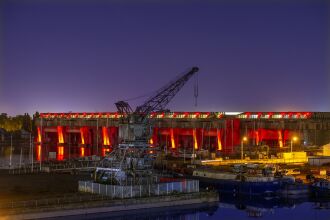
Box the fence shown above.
[78,180,199,199]
[2,159,99,174]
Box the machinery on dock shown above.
[94,67,199,185]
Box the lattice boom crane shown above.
[115,67,199,146]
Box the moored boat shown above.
[192,168,292,196]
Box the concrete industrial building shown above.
[34,112,330,161]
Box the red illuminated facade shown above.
[34,111,327,161]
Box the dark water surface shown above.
[46,193,330,220]
[202,194,330,220]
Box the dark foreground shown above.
[1,171,330,220]
[0,170,91,203]
[4,192,218,219]
[0,171,218,219]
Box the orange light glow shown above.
[36,145,41,161]
[102,127,110,146]
[278,130,283,148]
[80,128,85,145]
[193,129,198,150]
[170,128,175,149]
[149,138,154,145]
[102,148,110,156]
[57,126,64,144]
[57,146,64,160]
[80,147,85,157]
[255,131,259,146]
[217,129,222,151]
[37,127,42,143]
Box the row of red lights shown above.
[38,112,312,119]
[39,112,218,119]
[243,112,312,119]
[149,112,215,118]
[39,112,121,119]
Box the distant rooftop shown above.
[35,111,330,120]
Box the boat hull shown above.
[196,176,283,195]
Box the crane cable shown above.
[122,92,153,102]
[122,68,192,102]
[194,72,199,107]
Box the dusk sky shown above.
[0,0,329,116]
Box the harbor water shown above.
[45,193,330,220]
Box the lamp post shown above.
[30,133,34,172]
[9,132,12,168]
[290,136,297,153]
[241,136,247,160]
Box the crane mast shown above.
[95,67,199,185]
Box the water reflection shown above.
[0,180,326,220]
[218,192,307,217]
[46,202,219,220]
[46,192,330,220]
[212,191,330,219]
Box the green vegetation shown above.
[0,113,32,132]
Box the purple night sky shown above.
[0,0,329,115]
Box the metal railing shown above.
[78,180,200,199]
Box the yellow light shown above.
[81,147,85,157]
[37,127,42,143]
[217,129,222,151]
[243,136,247,142]
[170,128,175,149]
[37,145,41,161]
[193,128,198,150]
[57,126,64,144]
[102,127,110,146]
[57,146,64,160]
[293,136,298,142]
[278,130,283,148]
[80,128,85,145]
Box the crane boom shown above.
[115,101,133,115]
[135,67,199,119]
[115,66,199,145]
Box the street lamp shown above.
[9,132,12,168]
[290,136,298,153]
[241,136,247,160]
